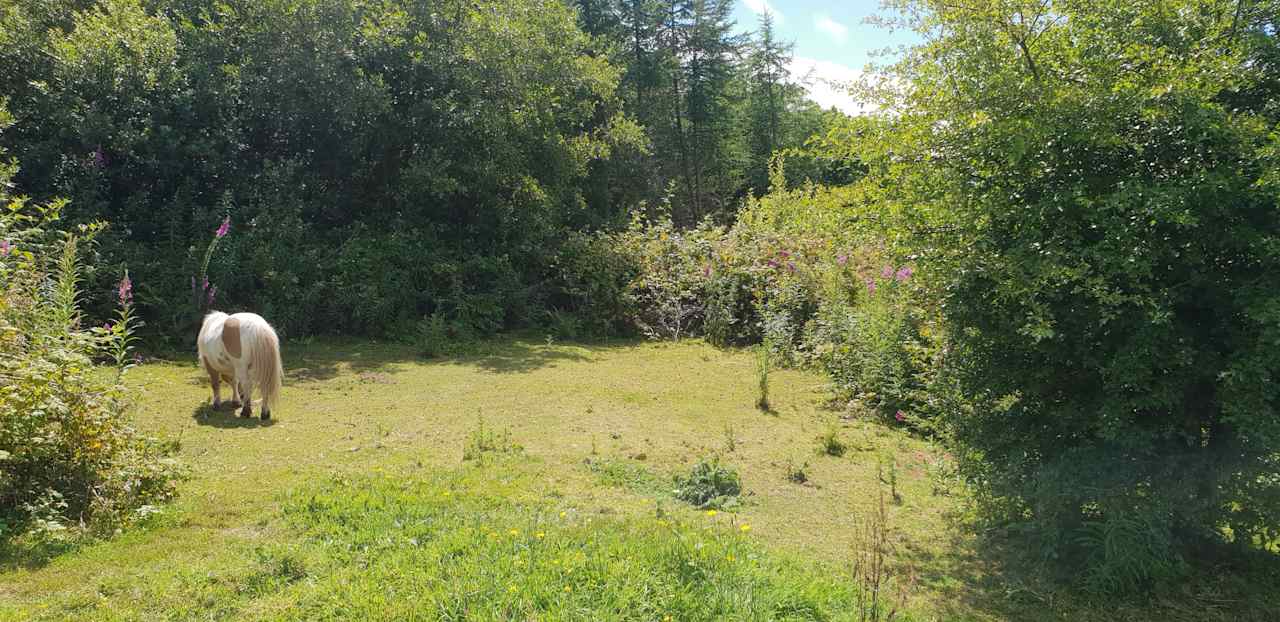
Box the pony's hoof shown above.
[240,408,252,418]
[261,411,271,421]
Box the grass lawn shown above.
[0,336,1275,620]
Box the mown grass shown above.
[1,336,1276,621]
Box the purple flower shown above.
[786,261,796,273]
[865,278,877,295]
[103,321,114,331]
[0,240,10,256]
[881,265,894,279]
[215,216,230,239]
[836,254,848,266]
[92,146,107,168]
[703,264,712,278]
[117,274,132,303]
[895,410,906,422]
[895,266,913,282]
[767,259,779,268]
[778,250,790,259]
[206,284,217,306]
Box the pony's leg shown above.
[239,375,254,418]
[202,356,221,409]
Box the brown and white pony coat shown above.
[197,312,283,419]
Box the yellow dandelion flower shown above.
[740,524,751,532]
[705,510,718,517]
[508,585,518,593]
[509,529,520,536]
[726,554,735,562]
[564,585,572,593]
[559,511,567,519]
[536,531,545,539]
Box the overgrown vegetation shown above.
[0,141,183,544]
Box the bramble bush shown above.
[0,173,183,544]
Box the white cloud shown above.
[787,57,873,116]
[742,0,783,23]
[814,14,848,43]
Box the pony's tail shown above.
[251,322,283,413]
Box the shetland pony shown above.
[197,312,283,420]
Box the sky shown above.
[730,0,920,114]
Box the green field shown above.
[1,338,1274,621]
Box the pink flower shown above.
[865,278,877,295]
[0,240,9,256]
[703,265,712,278]
[894,410,906,422]
[767,259,779,268]
[895,266,913,282]
[881,265,894,279]
[117,274,132,303]
[206,285,217,306]
[786,261,796,273]
[215,216,230,239]
[778,250,790,258]
[836,254,848,266]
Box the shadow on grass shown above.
[898,523,1280,622]
[0,539,75,573]
[191,403,276,428]
[446,338,596,374]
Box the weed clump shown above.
[817,426,847,457]
[673,457,741,510]
[462,416,523,462]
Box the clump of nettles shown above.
[0,201,184,545]
[673,457,742,510]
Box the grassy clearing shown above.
[0,336,1276,621]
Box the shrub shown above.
[0,197,183,543]
[672,457,742,510]
[868,0,1280,586]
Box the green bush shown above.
[0,194,183,543]
[866,0,1280,587]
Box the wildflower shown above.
[836,253,848,266]
[786,261,796,273]
[895,266,913,282]
[92,146,107,168]
[536,531,545,539]
[559,511,567,519]
[865,278,877,295]
[778,250,790,258]
[215,215,231,238]
[705,509,718,517]
[740,524,751,532]
[881,265,894,278]
[0,239,10,256]
[895,410,907,423]
[206,285,217,307]
[508,585,518,593]
[766,259,779,268]
[509,529,520,537]
[703,264,712,277]
[117,274,133,303]
[726,554,735,561]
[563,586,572,593]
